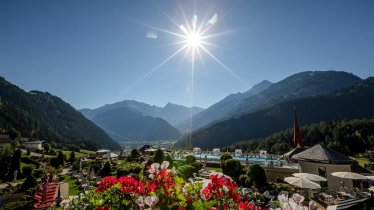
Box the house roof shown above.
[292,144,356,164]
[23,140,44,144]
[0,135,12,144]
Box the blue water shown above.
[193,153,283,166]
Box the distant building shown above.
[0,135,12,150]
[23,140,44,150]
[193,148,201,154]
[292,144,368,191]
[235,149,242,156]
[213,148,220,155]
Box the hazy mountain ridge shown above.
[80,100,204,126]
[0,76,119,150]
[176,80,274,132]
[175,75,373,149]
[91,106,182,141]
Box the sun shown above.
[186,32,202,48]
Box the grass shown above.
[350,155,374,172]
[63,174,82,196]
[58,150,92,158]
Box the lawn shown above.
[207,166,222,173]
[62,174,81,196]
[59,150,92,158]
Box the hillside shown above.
[229,71,362,116]
[80,100,203,126]
[175,77,374,149]
[226,119,374,156]
[0,77,120,150]
[91,106,182,141]
[176,80,273,132]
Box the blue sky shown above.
[1,0,373,109]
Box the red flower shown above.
[96,176,118,193]
[97,205,110,210]
[118,176,138,194]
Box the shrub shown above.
[185,155,196,164]
[153,149,165,164]
[33,169,44,178]
[190,162,204,171]
[176,165,197,179]
[21,175,37,191]
[222,159,243,180]
[22,165,34,177]
[165,155,173,165]
[100,162,112,177]
[239,174,248,186]
[21,156,40,167]
[130,149,140,161]
[220,153,232,164]
[1,201,33,210]
[247,164,267,189]
[116,163,142,178]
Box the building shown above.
[235,149,242,156]
[213,148,220,155]
[0,135,12,150]
[23,140,44,150]
[292,144,366,191]
[193,147,201,154]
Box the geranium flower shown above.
[160,161,169,170]
[136,196,145,209]
[149,163,160,174]
[145,195,159,207]
[96,176,118,193]
[97,205,110,210]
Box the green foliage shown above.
[69,151,76,164]
[0,144,13,180]
[165,155,173,165]
[21,174,37,191]
[231,118,374,155]
[22,165,34,177]
[0,76,119,150]
[247,164,267,189]
[21,156,40,167]
[153,149,165,164]
[8,149,21,181]
[176,165,197,179]
[100,162,112,177]
[1,200,33,210]
[185,155,196,164]
[239,174,248,186]
[221,159,243,180]
[220,153,232,164]
[116,162,142,178]
[130,149,140,161]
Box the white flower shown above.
[222,185,229,193]
[136,196,145,208]
[149,163,160,174]
[149,173,155,179]
[145,195,159,207]
[170,167,176,175]
[278,194,288,203]
[292,193,305,205]
[161,161,169,170]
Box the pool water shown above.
[193,153,283,166]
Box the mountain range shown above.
[80,100,204,141]
[0,76,119,150]
[175,76,374,149]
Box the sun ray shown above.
[199,45,249,88]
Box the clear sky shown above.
[1,0,373,109]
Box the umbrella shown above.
[365,176,374,180]
[368,186,374,192]
[331,172,367,180]
[293,173,327,182]
[284,177,321,189]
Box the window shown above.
[318,166,328,188]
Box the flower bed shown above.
[59,161,315,210]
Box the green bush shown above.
[130,149,140,161]
[153,149,165,164]
[21,156,40,167]
[22,165,34,177]
[1,201,33,210]
[100,162,112,177]
[190,162,204,171]
[116,163,142,178]
[21,175,37,191]
[33,169,44,178]
[222,159,243,180]
[220,153,232,164]
[239,174,248,186]
[176,165,197,179]
[185,155,196,164]
[247,164,267,189]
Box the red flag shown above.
[294,109,303,148]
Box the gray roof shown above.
[0,135,12,144]
[292,144,356,164]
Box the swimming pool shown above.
[192,153,283,166]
